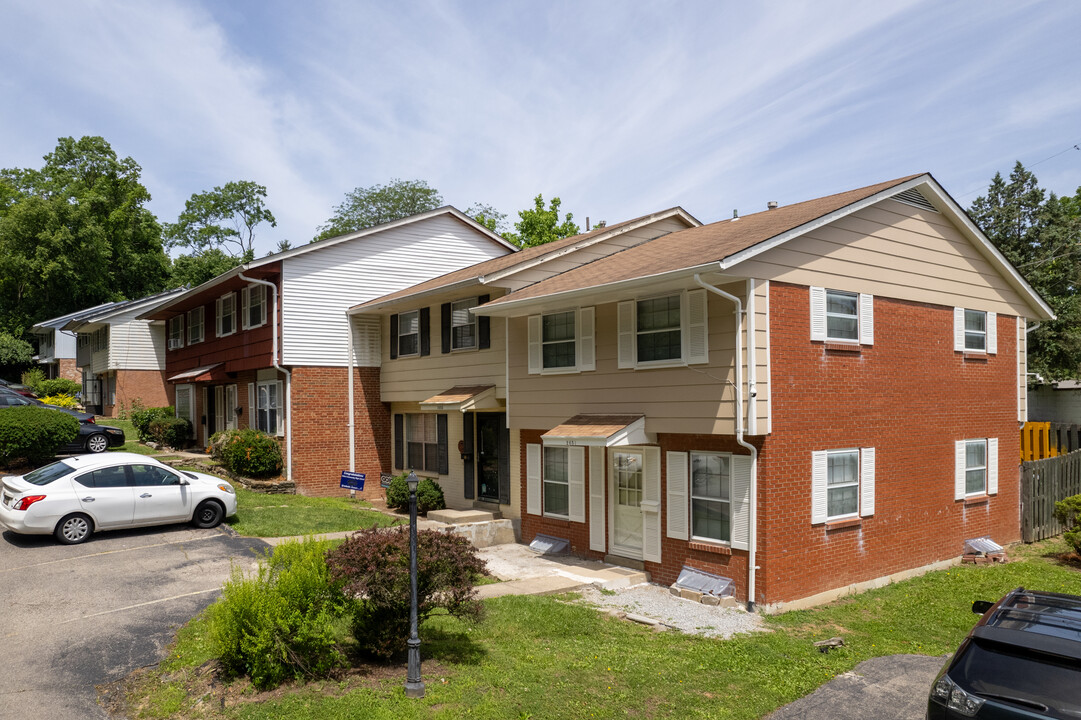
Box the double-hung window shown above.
[637,295,682,363]
[954,308,996,354]
[406,414,439,472]
[617,289,707,369]
[543,446,570,518]
[187,307,204,344]
[398,310,419,357]
[965,310,986,350]
[826,450,859,519]
[217,293,236,337]
[810,287,873,345]
[964,440,986,494]
[168,316,184,350]
[542,311,575,369]
[450,298,478,350]
[825,291,858,341]
[528,307,595,373]
[811,447,875,524]
[955,438,997,498]
[690,452,730,542]
[243,285,267,330]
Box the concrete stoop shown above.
[476,544,651,599]
[443,518,518,548]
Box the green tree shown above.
[164,180,276,258]
[465,202,508,234]
[313,179,443,242]
[504,194,580,248]
[169,249,246,289]
[0,136,169,336]
[0,331,33,378]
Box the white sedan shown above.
[0,452,238,544]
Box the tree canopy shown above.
[504,194,580,248]
[168,248,246,290]
[164,180,276,258]
[0,136,169,336]
[314,179,443,242]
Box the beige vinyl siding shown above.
[282,215,510,367]
[509,286,749,435]
[752,279,770,434]
[735,199,1031,316]
[107,320,165,370]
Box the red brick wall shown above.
[58,358,80,384]
[289,366,390,498]
[757,282,1020,605]
[106,370,172,417]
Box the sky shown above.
[2,0,1080,256]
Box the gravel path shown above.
[572,583,766,638]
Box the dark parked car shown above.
[928,587,1081,719]
[0,378,35,397]
[0,389,124,453]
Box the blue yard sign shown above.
[340,471,365,491]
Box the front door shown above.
[476,413,502,502]
[610,450,644,558]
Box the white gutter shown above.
[694,273,759,612]
[1026,322,1041,334]
[239,273,292,483]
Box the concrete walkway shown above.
[475,543,650,598]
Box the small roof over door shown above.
[541,414,652,447]
[419,385,499,413]
[168,363,224,383]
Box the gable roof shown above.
[478,174,1053,320]
[348,207,700,313]
[31,302,116,332]
[61,288,188,331]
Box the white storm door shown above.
[214,386,225,434]
[224,385,238,431]
[609,449,644,559]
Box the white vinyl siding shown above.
[810,287,873,344]
[955,438,997,498]
[811,448,875,524]
[106,320,166,371]
[527,307,596,374]
[187,307,204,344]
[616,289,708,369]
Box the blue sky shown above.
[2,0,1079,255]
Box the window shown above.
[256,380,280,435]
[130,464,182,486]
[811,448,874,524]
[450,298,478,350]
[406,414,439,472]
[217,293,236,337]
[543,446,569,517]
[637,294,682,363]
[243,285,267,330]
[955,438,998,499]
[810,287,873,345]
[964,439,986,495]
[74,466,129,488]
[91,327,109,353]
[175,385,193,425]
[187,307,204,344]
[398,310,419,357]
[964,310,986,351]
[826,290,859,341]
[528,307,595,374]
[690,452,730,542]
[542,311,576,369]
[826,450,859,519]
[954,307,996,354]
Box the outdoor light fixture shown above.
[404,470,425,698]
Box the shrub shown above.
[117,397,145,421]
[326,526,487,659]
[385,473,447,514]
[0,406,80,465]
[20,367,45,394]
[215,428,283,478]
[1055,494,1081,554]
[147,416,192,449]
[36,378,81,398]
[39,393,79,409]
[207,538,349,689]
[131,405,175,442]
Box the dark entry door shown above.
[476,413,502,501]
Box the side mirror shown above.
[179,477,190,486]
[972,600,993,614]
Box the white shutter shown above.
[642,447,662,563]
[860,447,875,517]
[685,289,708,364]
[275,380,284,437]
[589,447,605,551]
[954,308,965,352]
[730,455,752,550]
[526,443,541,515]
[987,311,997,354]
[527,316,542,374]
[578,307,595,372]
[955,440,967,500]
[617,301,635,369]
[859,293,874,346]
[810,287,826,341]
[666,452,689,540]
[568,446,585,522]
[988,437,998,495]
[247,383,255,429]
[241,287,250,330]
[216,298,224,337]
[811,450,828,524]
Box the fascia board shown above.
[347,277,484,315]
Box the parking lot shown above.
[0,524,268,719]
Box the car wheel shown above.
[192,500,224,529]
[55,513,93,545]
[85,433,109,453]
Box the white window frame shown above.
[217,292,237,338]
[635,293,683,365]
[528,307,595,375]
[404,413,439,473]
[954,307,996,354]
[811,447,875,524]
[617,289,707,370]
[255,379,283,437]
[242,284,267,330]
[186,307,204,345]
[825,290,859,342]
[961,439,988,496]
[397,310,420,358]
[450,297,479,351]
[965,309,986,351]
[810,287,873,345]
[825,449,860,521]
[542,445,570,519]
[168,316,184,350]
[689,451,732,543]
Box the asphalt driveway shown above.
[0,524,268,720]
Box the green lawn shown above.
[97,417,159,455]
[123,538,1081,720]
[226,486,401,537]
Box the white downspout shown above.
[745,278,757,436]
[694,273,759,612]
[239,272,292,483]
[347,313,356,474]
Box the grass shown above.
[226,486,401,537]
[122,538,1081,720]
[98,417,159,455]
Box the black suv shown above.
[928,587,1081,719]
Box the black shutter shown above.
[478,294,491,349]
[441,302,451,354]
[389,314,399,360]
[394,413,404,469]
[420,307,431,356]
[498,413,510,505]
[437,413,449,475]
[463,412,474,499]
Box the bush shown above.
[130,405,175,442]
[207,538,349,689]
[215,428,283,478]
[36,379,81,398]
[326,526,487,659]
[20,367,45,394]
[1055,494,1081,554]
[0,406,80,465]
[385,473,447,514]
[39,393,79,409]
[147,416,192,448]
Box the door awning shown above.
[168,363,224,383]
[541,414,652,447]
[419,385,499,412]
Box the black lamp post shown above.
[404,470,425,699]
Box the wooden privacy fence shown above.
[1021,449,1081,542]
[1020,421,1081,461]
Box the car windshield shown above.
[23,461,77,486]
[952,639,1081,718]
